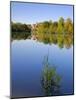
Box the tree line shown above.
[11,22,31,39]
[32,17,73,37]
[32,17,73,48]
[11,17,73,48]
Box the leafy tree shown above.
[64,18,73,35]
[49,21,58,34]
[11,22,31,39]
[11,17,73,46]
[57,17,64,34]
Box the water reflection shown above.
[12,33,73,49]
[11,39,73,97]
[41,54,61,96]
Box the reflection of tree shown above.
[12,32,31,40]
[41,55,61,96]
[11,22,31,40]
[11,17,73,49]
[64,35,73,49]
[32,17,73,49]
[57,34,64,48]
[38,34,73,49]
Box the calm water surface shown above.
[11,39,73,98]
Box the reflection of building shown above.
[31,22,43,40]
[31,35,37,40]
[30,24,37,40]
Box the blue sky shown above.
[11,2,73,24]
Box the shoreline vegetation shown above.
[11,17,73,48]
[41,55,61,95]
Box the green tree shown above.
[57,17,64,34]
[64,18,73,35]
[49,21,58,34]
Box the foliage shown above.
[41,55,61,96]
[11,17,73,48]
[33,17,73,36]
[11,22,31,39]
[32,17,73,48]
